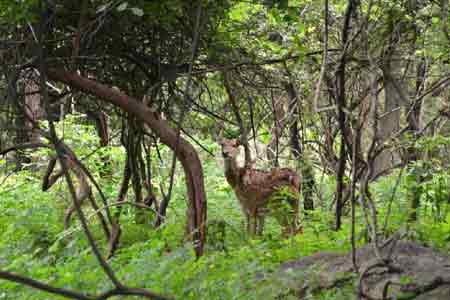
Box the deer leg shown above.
[249,211,257,236]
[245,210,258,236]
[257,214,264,236]
[245,212,250,234]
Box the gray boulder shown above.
[277,241,450,299]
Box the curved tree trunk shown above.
[47,68,207,257]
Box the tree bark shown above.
[24,77,43,145]
[285,82,315,211]
[13,77,43,170]
[267,93,284,167]
[407,59,425,222]
[47,68,207,257]
[334,0,357,230]
[374,63,402,174]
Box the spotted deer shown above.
[219,138,301,236]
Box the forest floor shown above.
[1,141,450,299]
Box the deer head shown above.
[216,138,243,189]
[220,138,240,159]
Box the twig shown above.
[0,270,171,300]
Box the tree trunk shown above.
[267,93,284,167]
[285,82,315,211]
[374,63,402,174]
[14,77,43,170]
[406,0,424,222]
[24,77,42,145]
[407,58,425,222]
[374,10,404,175]
[47,68,207,257]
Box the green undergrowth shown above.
[0,130,449,299]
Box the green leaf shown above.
[297,22,306,38]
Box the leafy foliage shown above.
[1,0,450,299]
[1,117,449,299]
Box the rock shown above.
[278,241,450,299]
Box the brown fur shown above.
[220,138,301,236]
